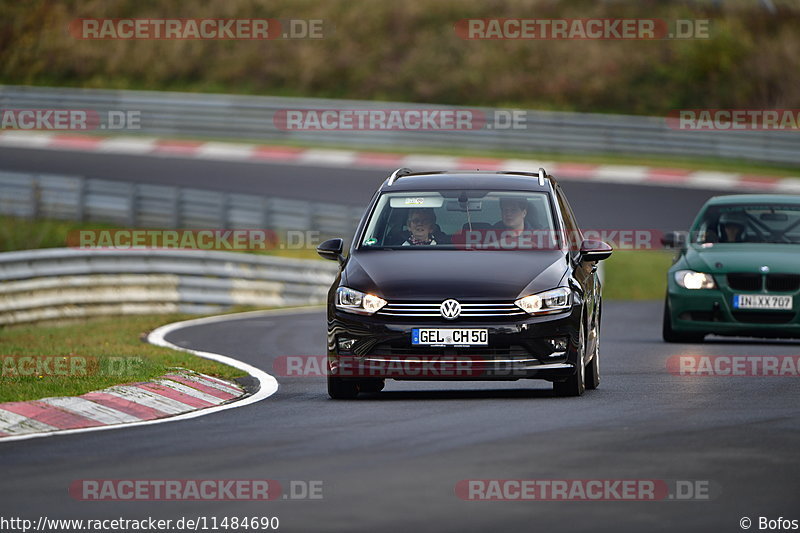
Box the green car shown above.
[662,194,800,343]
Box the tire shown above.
[357,379,385,394]
[554,322,586,397]
[584,321,600,390]
[662,296,705,343]
[328,376,359,399]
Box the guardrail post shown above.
[127,182,136,226]
[76,176,86,222]
[31,175,41,220]
[171,190,180,228]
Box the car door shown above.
[555,186,599,348]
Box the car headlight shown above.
[335,287,387,315]
[674,270,716,290]
[515,287,572,315]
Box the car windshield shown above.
[359,190,559,250]
[693,204,800,245]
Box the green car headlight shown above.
[674,270,716,290]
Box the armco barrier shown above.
[0,248,339,325]
[1,85,798,164]
[0,170,363,234]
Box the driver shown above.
[718,212,748,243]
[402,208,446,246]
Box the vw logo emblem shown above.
[760,265,770,273]
[440,299,461,320]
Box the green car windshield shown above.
[693,204,800,245]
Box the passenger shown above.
[402,208,447,245]
[494,197,531,231]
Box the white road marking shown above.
[687,171,742,190]
[0,131,55,147]
[594,165,650,183]
[300,149,357,166]
[196,142,256,160]
[97,137,157,154]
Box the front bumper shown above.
[667,276,800,338]
[327,304,583,381]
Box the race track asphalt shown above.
[1,148,797,532]
[1,302,798,532]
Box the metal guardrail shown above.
[0,170,364,235]
[0,169,353,325]
[0,248,338,325]
[2,85,798,165]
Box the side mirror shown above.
[580,239,612,262]
[661,231,687,249]
[317,238,344,263]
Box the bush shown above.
[2,0,799,115]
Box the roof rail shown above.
[386,167,413,186]
[538,168,546,186]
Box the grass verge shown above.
[0,216,320,259]
[0,313,249,403]
[603,250,675,301]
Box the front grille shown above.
[376,301,526,319]
[766,274,800,293]
[727,273,800,293]
[732,311,796,324]
[727,274,762,291]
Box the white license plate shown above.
[733,294,793,310]
[412,328,488,346]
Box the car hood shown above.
[344,249,568,300]
[684,243,800,274]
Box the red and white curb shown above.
[0,308,325,443]
[0,369,244,438]
[2,131,799,194]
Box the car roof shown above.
[380,170,556,192]
[705,194,800,206]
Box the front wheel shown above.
[357,379,385,394]
[328,376,359,399]
[554,323,586,397]
[584,322,600,390]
